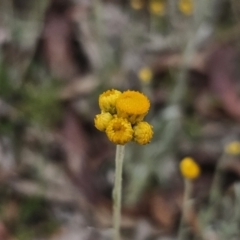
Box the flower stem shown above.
[113,145,125,240]
[178,179,193,240]
[204,155,224,225]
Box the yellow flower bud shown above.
[116,90,150,124]
[99,89,122,114]
[94,112,113,131]
[225,141,240,155]
[133,121,153,145]
[180,157,200,180]
[138,67,153,83]
[149,0,165,16]
[106,117,133,145]
[131,0,144,10]
[178,0,193,15]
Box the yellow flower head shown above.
[106,117,133,145]
[131,0,144,10]
[225,141,240,155]
[99,89,122,114]
[116,90,150,124]
[94,112,113,132]
[133,121,153,145]
[178,0,193,15]
[138,67,153,83]
[180,157,200,180]
[149,0,165,16]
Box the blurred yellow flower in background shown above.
[106,117,133,145]
[178,0,193,15]
[131,0,144,10]
[180,157,200,180]
[149,0,165,16]
[133,121,153,145]
[225,141,240,155]
[116,90,150,124]
[138,67,153,83]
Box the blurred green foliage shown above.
[0,186,58,240]
[19,81,62,128]
[0,62,15,101]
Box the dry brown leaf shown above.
[148,190,182,230]
[207,46,240,120]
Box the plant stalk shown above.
[113,144,125,240]
[178,179,193,240]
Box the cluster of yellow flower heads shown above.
[94,89,153,145]
[179,157,200,180]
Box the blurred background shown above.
[1,0,240,239]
